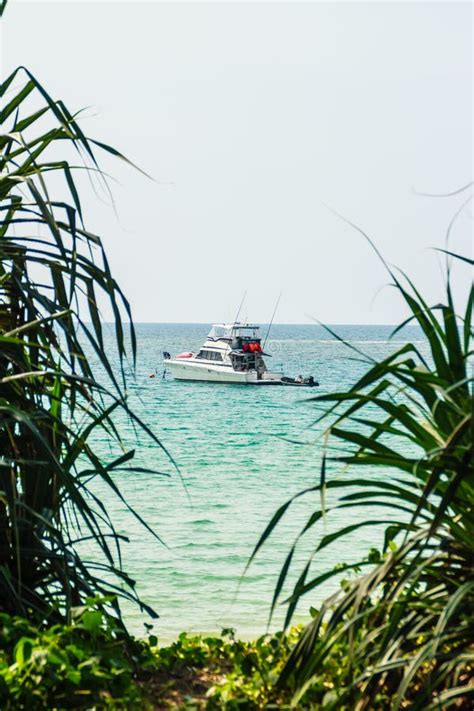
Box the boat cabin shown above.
[201,323,267,375]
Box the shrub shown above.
[0,600,155,709]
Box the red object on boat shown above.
[176,352,194,359]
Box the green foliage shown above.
[146,627,296,709]
[0,601,154,709]
[0,68,168,621]
[205,630,340,710]
[252,234,473,708]
[155,629,294,708]
[147,621,404,709]
[2,611,469,710]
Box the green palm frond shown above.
[1,68,170,624]
[253,236,473,707]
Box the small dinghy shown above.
[280,376,319,387]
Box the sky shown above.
[2,1,472,324]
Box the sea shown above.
[86,323,423,641]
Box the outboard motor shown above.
[163,351,171,360]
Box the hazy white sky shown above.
[2,1,472,323]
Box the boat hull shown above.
[166,360,282,384]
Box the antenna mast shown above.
[233,290,247,324]
[263,292,282,349]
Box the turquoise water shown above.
[87,324,422,640]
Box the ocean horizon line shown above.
[97,321,417,328]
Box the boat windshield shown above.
[207,324,260,340]
[233,326,259,339]
[207,325,231,340]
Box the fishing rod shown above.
[263,291,282,349]
[233,289,247,324]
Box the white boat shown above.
[164,323,317,386]
[165,323,281,384]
